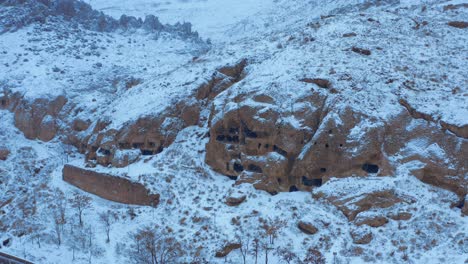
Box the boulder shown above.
[225,195,246,207]
[298,221,319,235]
[448,21,468,29]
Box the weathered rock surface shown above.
[205,91,467,205]
[13,95,67,141]
[62,165,159,206]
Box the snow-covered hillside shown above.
[0,0,467,263]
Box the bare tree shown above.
[99,210,118,243]
[263,239,273,264]
[235,232,250,264]
[69,190,92,226]
[276,246,298,264]
[50,189,67,245]
[128,225,183,264]
[260,217,286,245]
[251,237,261,264]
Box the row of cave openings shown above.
[93,141,165,157]
[215,125,290,157]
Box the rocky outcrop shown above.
[196,59,247,101]
[62,165,159,206]
[205,90,466,204]
[13,95,67,141]
[0,0,203,41]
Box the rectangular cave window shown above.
[247,164,263,173]
[273,145,288,156]
[132,143,144,149]
[244,127,258,138]
[229,127,239,134]
[362,163,379,173]
[302,176,322,187]
[216,135,226,142]
[141,149,153,155]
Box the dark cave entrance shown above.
[289,185,299,192]
[362,163,379,173]
[302,176,322,187]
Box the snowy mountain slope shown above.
[0,0,467,263]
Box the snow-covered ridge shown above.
[0,0,204,42]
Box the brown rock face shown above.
[214,243,241,258]
[196,59,247,101]
[13,95,67,141]
[62,165,159,206]
[80,98,201,167]
[298,221,319,235]
[205,90,466,205]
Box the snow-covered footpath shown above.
[0,0,467,263]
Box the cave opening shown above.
[234,163,244,172]
[362,163,379,173]
[455,199,465,209]
[320,168,327,173]
[289,185,299,192]
[302,176,322,187]
[247,164,263,173]
[141,149,153,155]
[273,145,288,156]
[228,176,238,181]
[244,127,258,138]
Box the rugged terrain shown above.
[0,0,467,263]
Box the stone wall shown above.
[62,165,159,206]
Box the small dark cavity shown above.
[302,176,322,187]
[289,185,299,192]
[362,163,379,173]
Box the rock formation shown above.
[62,165,159,206]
